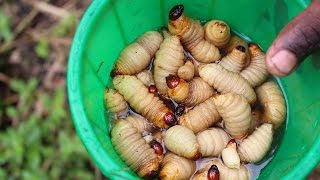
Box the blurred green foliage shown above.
[0,5,96,179]
[0,78,95,180]
[52,15,77,37]
[35,38,50,59]
[0,10,13,42]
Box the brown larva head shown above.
[110,69,120,78]
[164,112,177,126]
[207,165,220,180]
[175,104,185,117]
[227,139,237,148]
[227,139,236,145]
[192,150,202,161]
[148,85,158,94]
[248,43,264,58]
[144,170,158,180]
[236,45,246,53]
[149,140,164,155]
[166,74,180,89]
[169,4,184,20]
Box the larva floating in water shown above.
[164,125,201,160]
[204,20,231,48]
[166,75,214,107]
[104,88,128,116]
[111,120,159,178]
[214,93,252,139]
[113,75,175,128]
[192,159,250,180]
[112,31,163,75]
[168,5,221,63]
[153,30,185,95]
[219,45,247,73]
[178,97,221,133]
[221,139,241,169]
[196,128,230,157]
[240,43,269,87]
[223,35,250,67]
[125,114,154,133]
[177,60,195,81]
[238,123,273,163]
[159,152,196,180]
[256,81,286,128]
[199,63,256,104]
[136,70,155,87]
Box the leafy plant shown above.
[0,10,13,43]
[0,79,96,180]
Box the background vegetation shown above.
[0,0,318,179]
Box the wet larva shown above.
[223,35,250,67]
[104,88,128,116]
[136,70,155,86]
[111,120,159,178]
[177,60,195,81]
[193,159,250,180]
[219,45,247,73]
[153,33,185,95]
[167,75,214,107]
[204,20,231,48]
[240,43,269,87]
[159,152,196,180]
[178,97,221,133]
[196,128,230,157]
[168,5,221,63]
[256,81,286,128]
[238,123,273,163]
[113,31,163,75]
[221,139,240,169]
[199,63,256,104]
[125,114,154,133]
[214,93,252,139]
[113,75,175,128]
[164,125,201,160]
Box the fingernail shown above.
[270,50,298,76]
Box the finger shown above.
[266,0,320,76]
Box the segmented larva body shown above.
[111,120,159,178]
[219,45,247,73]
[196,128,230,157]
[136,70,155,86]
[114,31,163,75]
[125,115,154,133]
[164,125,201,160]
[159,152,196,180]
[256,81,286,128]
[193,159,250,180]
[104,88,128,116]
[179,97,221,133]
[240,43,269,87]
[113,75,174,128]
[204,20,231,48]
[153,35,185,95]
[221,140,240,169]
[238,123,273,163]
[167,76,214,107]
[199,63,256,104]
[168,5,220,63]
[177,60,195,81]
[223,35,250,67]
[214,93,252,139]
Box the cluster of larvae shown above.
[105,4,286,180]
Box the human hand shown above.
[266,0,320,76]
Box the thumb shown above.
[266,0,320,77]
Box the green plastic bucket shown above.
[67,0,320,179]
